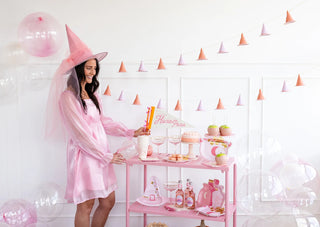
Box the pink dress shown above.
[59,90,134,204]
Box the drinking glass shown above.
[168,135,181,154]
[163,181,178,206]
[151,136,166,157]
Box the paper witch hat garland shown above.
[198,48,207,60]
[282,80,289,92]
[218,42,228,54]
[178,54,185,65]
[157,58,166,70]
[257,89,265,100]
[261,24,270,36]
[296,74,304,86]
[118,90,125,101]
[239,33,248,45]
[196,100,205,111]
[216,98,225,109]
[133,94,141,105]
[157,99,164,109]
[119,61,127,72]
[236,94,244,106]
[285,10,295,24]
[174,100,182,111]
[138,61,147,72]
[104,85,111,96]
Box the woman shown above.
[46,25,147,227]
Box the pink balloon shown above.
[18,12,64,57]
[0,199,37,226]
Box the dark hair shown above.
[74,58,101,114]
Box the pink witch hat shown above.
[157,99,164,109]
[45,25,108,141]
[138,61,147,72]
[261,24,270,36]
[196,100,205,111]
[282,80,289,92]
[178,54,185,65]
[218,42,228,53]
[236,94,244,106]
[64,25,108,73]
[118,90,125,101]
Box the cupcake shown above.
[215,153,228,165]
[219,125,232,136]
[207,125,219,136]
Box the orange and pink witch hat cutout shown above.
[296,74,304,86]
[103,85,111,96]
[178,54,185,65]
[196,100,205,111]
[282,80,289,92]
[216,98,225,110]
[157,58,166,70]
[119,61,127,72]
[138,61,147,72]
[218,42,228,54]
[239,33,248,46]
[157,99,164,109]
[174,100,182,111]
[118,90,125,101]
[257,89,265,100]
[260,24,270,36]
[236,94,244,106]
[285,10,295,24]
[133,94,141,105]
[198,48,207,60]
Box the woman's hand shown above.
[134,127,150,137]
[111,152,125,164]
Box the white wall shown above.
[1,0,320,226]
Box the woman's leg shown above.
[75,199,95,227]
[91,191,116,227]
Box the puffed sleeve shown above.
[96,93,135,138]
[59,91,113,166]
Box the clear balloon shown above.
[243,215,300,227]
[25,66,50,90]
[33,182,64,223]
[18,12,64,57]
[0,42,28,66]
[238,170,286,215]
[0,69,17,103]
[0,199,37,226]
[271,157,320,213]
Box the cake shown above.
[219,125,232,136]
[207,125,219,136]
[181,131,201,143]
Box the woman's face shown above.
[83,59,97,84]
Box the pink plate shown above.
[163,156,190,163]
[136,196,167,206]
[139,157,160,162]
